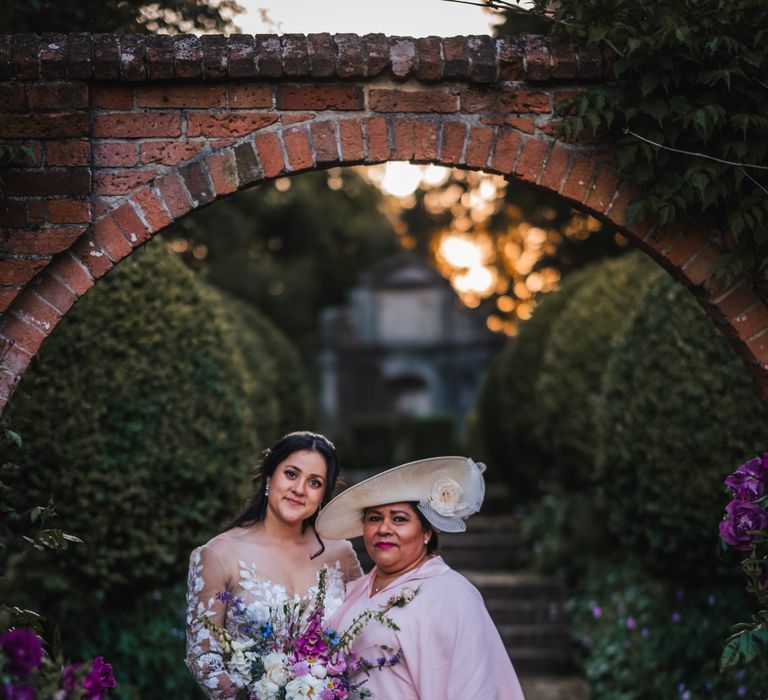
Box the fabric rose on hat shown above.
[427,477,465,516]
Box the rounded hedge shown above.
[6,240,284,594]
[533,251,659,487]
[595,272,768,578]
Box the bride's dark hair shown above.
[225,431,339,558]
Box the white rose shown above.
[309,663,328,679]
[253,674,280,700]
[427,476,464,516]
[263,652,290,687]
[284,674,324,700]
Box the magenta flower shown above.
[725,456,768,501]
[81,657,116,699]
[61,663,82,691]
[4,684,36,700]
[0,629,44,677]
[294,608,329,662]
[720,500,768,551]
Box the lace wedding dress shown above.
[185,538,358,699]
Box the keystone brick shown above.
[132,186,173,232]
[255,131,286,178]
[276,84,363,111]
[307,33,336,78]
[412,120,440,162]
[46,139,90,166]
[135,84,225,108]
[47,199,90,224]
[186,112,278,138]
[93,112,181,138]
[370,89,457,114]
[0,112,88,138]
[228,83,272,108]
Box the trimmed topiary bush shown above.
[595,274,768,579]
[534,251,658,486]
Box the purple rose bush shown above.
[0,628,115,700]
[718,453,768,671]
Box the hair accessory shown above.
[315,456,486,540]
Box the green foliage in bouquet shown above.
[475,262,594,495]
[570,561,768,699]
[596,273,768,579]
[534,251,657,487]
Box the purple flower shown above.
[590,603,602,619]
[61,664,82,691]
[671,611,682,623]
[292,661,310,677]
[626,617,637,630]
[4,684,36,700]
[719,500,768,551]
[81,657,116,699]
[0,630,44,677]
[725,456,768,501]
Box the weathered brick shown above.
[391,119,415,161]
[439,121,468,165]
[48,251,94,296]
[362,34,389,77]
[525,36,552,81]
[72,229,113,277]
[156,172,193,219]
[93,112,181,138]
[281,113,314,125]
[186,112,278,138]
[255,131,286,178]
[47,139,90,166]
[173,34,202,79]
[0,84,25,111]
[747,331,768,365]
[310,121,339,164]
[93,169,155,196]
[47,199,90,224]
[234,141,262,186]
[132,186,173,232]
[461,88,552,114]
[416,37,442,81]
[0,287,20,313]
[140,140,206,166]
[283,125,314,172]
[335,34,365,78]
[180,161,214,206]
[93,33,120,79]
[561,154,596,204]
[717,283,760,320]
[0,228,84,256]
[605,181,636,227]
[66,33,93,79]
[89,84,133,109]
[364,117,389,162]
[228,83,272,108]
[119,34,147,81]
[112,200,151,247]
[389,38,416,80]
[145,34,174,80]
[585,166,621,213]
[413,120,440,162]
[370,89,457,114]
[443,37,470,80]
[277,84,363,111]
[468,35,496,83]
[91,215,133,261]
[40,33,68,79]
[13,287,62,335]
[465,125,494,169]
[93,141,136,167]
[338,119,364,162]
[681,242,721,285]
[479,115,535,133]
[489,128,522,174]
[0,341,32,376]
[3,170,90,196]
[549,36,579,79]
[732,303,768,342]
[0,112,88,138]
[227,34,256,78]
[539,142,571,192]
[12,34,40,80]
[0,312,47,354]
[135,84,225,108]
[254,35,282,78]
[0,257,48,286]
[205,150,239,196]
[30,272,77,313]
[27,81,88,110]
[201,34,227,79]
[281,34,310,76]
[307,33,336,78]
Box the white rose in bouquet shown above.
[285,673,325,700]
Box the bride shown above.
[185,431,362,698]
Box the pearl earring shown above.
[265,481,270,496]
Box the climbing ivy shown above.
[491,0,768,281]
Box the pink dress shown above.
[330,556,526,700]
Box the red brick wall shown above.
[0,32,766,411]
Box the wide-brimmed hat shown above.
[315,456,486,540]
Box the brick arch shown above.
[1,32,767,413]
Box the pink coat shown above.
[330,556,526,700]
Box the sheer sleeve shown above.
[340,540,363,582]
[185,544,239,699]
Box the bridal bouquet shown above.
[198,569,418,700]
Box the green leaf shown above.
[720,637,741,671]
[738,630,760,663]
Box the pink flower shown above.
[81,657,116,699]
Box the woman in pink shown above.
[316,456,526,700]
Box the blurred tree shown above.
[165,169,400,355]
[0,0,243,34]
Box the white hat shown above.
[315,456,486,540]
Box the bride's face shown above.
[266,449,328,525]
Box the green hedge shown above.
[533,252,658,486]
[595,274,768,578]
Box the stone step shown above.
[519,675,590,700]
[485,598,567,625]
[464,571,567,600]
[497,623,573,649]
[506,648,578,675]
